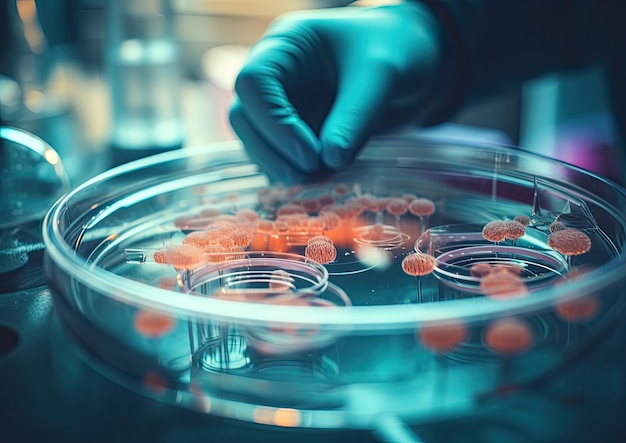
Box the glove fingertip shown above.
[320,135,357,171]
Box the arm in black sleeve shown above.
[418,0,626,109]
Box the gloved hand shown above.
[229,2,453,182]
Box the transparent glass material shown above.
[1,126,69,273]
[43,137,626,436]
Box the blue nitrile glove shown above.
[229,2,457,181]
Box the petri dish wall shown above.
[43,137,626,440]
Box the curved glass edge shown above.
[42,137,626,329]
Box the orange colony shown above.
[547,228,591,256]
[502,220,526,241]
[333,183,350,196]
[484,318,533,356]
[257,219,275,234]
[418,320,467,353]
[230,228,252,249]
[199,208,222,218]
[235,208,260,223]
[295,198,321,214]
[305,240,337,264]
[142,371,168,395]
[320,211,342,231]
[401,193,418,203]
[549,220,566,233]
[513,214,531,226]
[156,244,205,270]
[364,223,386,242]
[470,262,492,278]
[491,264,524,275]
[374,197,392,213]
[211,215,239,226]
[153,248,167,264]
[386,198,410,216]
[357,194,378,212]
[182,231,215,250]
[481,221,507,243]
[269,269,294,291]
[307,216,326,233]
[277,204,307,216]
[408,198,436,217]
[401,252,437,276]
[317,194,336,207]
[555,296,599,322]
[307,235,333,246]
[134,310,176,338]
[480,268,528,300]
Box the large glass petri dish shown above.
[43,136,626,439]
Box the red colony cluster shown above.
[482,219,526,243]
[547,228,592,256]
[401,252,437,276]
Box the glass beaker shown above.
[106,0,184,165]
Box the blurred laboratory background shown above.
[0,0,621,188]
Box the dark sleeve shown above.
[418,0,626,104]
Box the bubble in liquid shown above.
[408,198,436,217]
[134,310,176,338]
[305,241,337,264]
[386,198,409,216]
[482,221,507,243]
[418,320,467,353]
[401,252,437,276]
[484,318,533,356]
[514,215,531,226]
[502,220,526,240]
[549,220,566,233]
[480,268,528,300]
[470,262,492,278]
[548,228,591,256]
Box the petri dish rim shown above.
[42,138,626,329]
